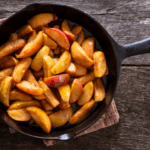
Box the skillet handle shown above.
[119,37,150,62]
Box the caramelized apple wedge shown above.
[54,14,59,20]
[49,107,73,128]
[82,37,95,59]
[28,13,54,28]
[0,56,19,69]
[53,25,60,29]
[54,47,61,54]
[77,30,85,45]
[10,89,32,101]
[72,25,83,40]
[16,31,43,58]
[69,99,95,125]
[38,81,60,108]
[65,62,76,75]
[18,25,33,37]
[7,108,32,121]
[94,51,107,77]
[51,51,71,74]
[94,78,105,102]
[0,76,13,107]
[33,94,46,100]
[61,20,75,41]
[8,100,41,110]
[26,106,51,134]
[45,28,70,50]
[8,33,18,42]
[71,41,93,68]
[16,80,43,95]
[73,63,87,77]
[70,79,83,104]
[44,74,70,87]
[33,70,44,79]
[77,81,94,106]
[0,67,14,80]
[48,48,54,58]
[27,30,36,43]
[31,45,49,71]
[41,99,53,111]
[13,57,32,82]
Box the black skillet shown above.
[0,3,150,141]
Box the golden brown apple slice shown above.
[31,45,49,71]
[45,28,70,50]
[7,108,32,121]
[77,30,85,45]
[51,51,71,74]
[70,79,83,104]
[38,81,60,108]
[61,20,75,41]
[13,57,32,82]
[43,55,55,78]
[78,71,95,86]
[8,100,41,110]
[48,49,54,58]
[8,33,18,42]
[53,47,61,54]
[71,41,93,68]
[18,25,33,37]
[69,99,95,125]
[27,30,36,43]
[54,14,59,20]
[43,33,57,50]
[53,25,60,29]
[73,63,87,77]
[94,78,105,102]
[0,39,26,59]
[77,81,94,106]
[16,80,43,95]
[33,94,46,100]
[72,25,83,40]
[57,84,70,102]
[44,74,70,87]
[94,51,107,77]
[46,110,54,115]
[26,106,51,134]
[0,67,14,80]
[33,70,44,79]
[28,13,54,29]
[10,89,32,101]
[41,99,53,111]
[40,25,49,32]
[0,76,13,106]
[24,70,38,86]
[16,31,43,58]
[82,37,95,59]
[49,107,73,128]
[0,56,19,69]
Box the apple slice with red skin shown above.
[45,28,70,50]
[44,74,70,88]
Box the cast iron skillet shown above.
[0,3,150,140]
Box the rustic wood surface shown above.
[0,0,150,149]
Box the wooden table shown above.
[0,0,150,149]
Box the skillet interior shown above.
[0,3,119,140]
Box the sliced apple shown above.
[73,63,87,77]
[94,78,105,102]
[65,62,76,75]
[72,25,83,40]
[31,45,49,71]
[33,69,44,79]
[8,33,18,42]
[71,41,93,68]
[53,25,60,29]
[28,13,54,29]
[0,67,14,80]
[53,47,61,54]
[77,30,85,45]
[44,74,70,88]
[69,99,95,125]
[16,80,43,95]
[43,55,55,78]
[54,14,59,20]
[0,76,13,106]
[45,28,70,50]
[61,20,75,41]
[82,37,95,59]
[18,25,33,37]
[10,89,32,101]
[78,71,95,86]
[26,106,51,134]
[7,108,32,121]
[38,81,60,108]
[27,30,36,43]
[0,56,19,69]
[48,48,54,58]
[13,57,32,82]
[41,99,53,111]
[94,51,107,77]
[51,51,71,74]
[33,94,46,100]
[0,39,26,59]
[46,110,54,115]
[70,79,83,104]
[77,81,94,106]
[16,31,43,58]
[49,107,73,128]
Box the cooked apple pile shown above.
[0,13,108,134]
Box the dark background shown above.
[1,0,150,149]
